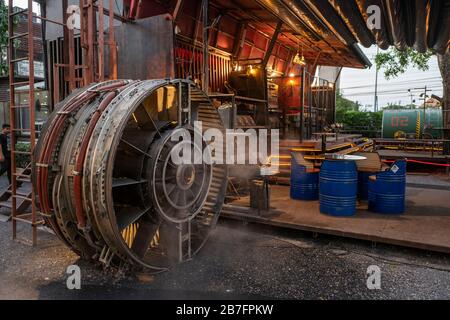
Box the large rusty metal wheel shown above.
[33,79,227,272]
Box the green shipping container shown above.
[382,109,443,139]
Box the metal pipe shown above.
[303,0,356,46]
[413,0,427,53]
[27,0,37,245]
[357,0,393,50]
[428,0,450,54]
[330,0,375,48]
[300,66,306,143]
[384,0,407,50]
[7,0,17,241]
[202,0,209,94]
[98,0,104,81]
[109,0,117,80]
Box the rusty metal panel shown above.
[115,15,175,80]
[174,39,231,93]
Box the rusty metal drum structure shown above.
[32,79,228,272]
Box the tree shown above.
[336,90,360,112]
[0,0,8,75]
[335,90,360,126]
[383,103,416,110]
[375,48,434,79]
[376,47,450,152]
[335,90,381,137]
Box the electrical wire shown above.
[341,77,442,90]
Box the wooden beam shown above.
[300,66,306,142]
[285,49,295,74]
[311,51,321,72]
[173,0,183,20]
[262,20,282,68]
[232,21,247,59]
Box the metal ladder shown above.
[7,0,43,246]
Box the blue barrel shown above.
[319,160,358,216]
[290,157,319,201]
[358,171,377,201]
[368,160,406,214]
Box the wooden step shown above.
[0,193,32,212]
[0,199,13,209]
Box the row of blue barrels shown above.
[290,155,406,216]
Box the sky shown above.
[12,0,40,14]
[340,46,443,111]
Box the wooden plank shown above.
[222,185,450,254]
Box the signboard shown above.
[16,60,45,79]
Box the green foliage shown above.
[336,90,361,126]
[336,90,360,112]
[335,91,382,137]
[0,0,8,75]
[15,141,31,168]
[375,47,433,80]
[337,110,382,131]
[383,103,416,110]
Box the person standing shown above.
[0,124,12,184]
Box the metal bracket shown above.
[57,110,73,115]
[35,163,49,168]
[39,211,54,219]
[99,245,115,267]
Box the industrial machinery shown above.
[32,79,228,272]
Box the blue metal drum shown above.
[358,171,377,201]
[290,157,319,201]
[319,160,358,216]
[368,160,407,214]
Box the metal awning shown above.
[126,0,449,69]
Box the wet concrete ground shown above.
[0,176,449,300]
[1,219,449,300]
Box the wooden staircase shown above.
[0,167,32,221]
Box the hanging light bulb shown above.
[293,42,306,66]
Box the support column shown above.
[202,0,209,94]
